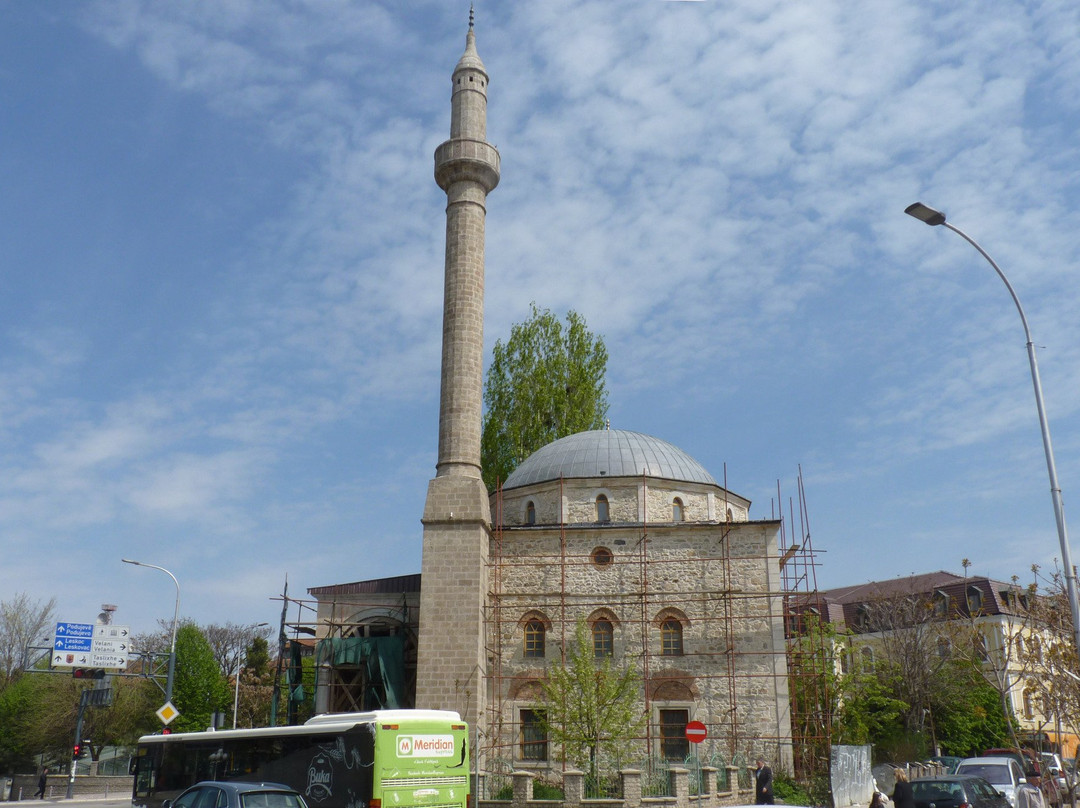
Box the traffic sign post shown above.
[52,623,131,670]
[684,720,707,794]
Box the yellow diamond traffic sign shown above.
[156,701,180,725]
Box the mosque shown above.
[303,17,802,778]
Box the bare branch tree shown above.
[0,593,57,683]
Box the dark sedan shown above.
[164,782,309,808]
[913,775,1011,808]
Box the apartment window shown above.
[661,618,683,656]
[526,501,536,525]
[933,591,949,618]
[967,586,984,614]
[659,709,689,761]
[672,498,684,522]
[596,494,610,522]
[1023,689,1035,719]
[524,619,546,658]
[520,709,548,761]
[593,618,614,658]
[937,637,950,660]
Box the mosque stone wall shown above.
[489,478,791,773]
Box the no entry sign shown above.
[685,720,708,743]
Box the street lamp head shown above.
[905,202,947,226]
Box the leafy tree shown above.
[172,623,230,732]
[481,304,609,491]
[539,619,645,779]
[930,660,1011,756]
[0,673,49,771]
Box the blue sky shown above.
[3,1,1080,637]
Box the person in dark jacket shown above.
[754,758,775,805]
[34,769,47,799]
[891,767,915,808]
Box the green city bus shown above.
[131,710,470,808]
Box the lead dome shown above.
[501,429,717,490]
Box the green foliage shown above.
[490,780,565,801]
[930,660,1011,756]
[172,622,231,732]
[245,636,271,679]
[481,304,608,491]
[773,771,815,806]
[835,666,908,747]
[0,674,47,771]
[539,619,645,777]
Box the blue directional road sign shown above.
[54,622,94,653]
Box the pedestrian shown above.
[754,757,775,805]
[891,768,915,808]
[34,768,47,799]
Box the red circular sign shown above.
[685,720,708,743]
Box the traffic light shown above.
[72,668,106,680]
[72,743,81,758]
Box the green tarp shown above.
[316,635,406,709]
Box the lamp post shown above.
[122,558,181,704]
[904,202,1080,657]
[233,622,269,728]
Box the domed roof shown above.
[502,429,717,490]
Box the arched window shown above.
[592,619,614,658]
[860,646,874,670]
[524,619,545,658]
[660,618,683,656]
[672,498,684,522]
[525,501,536,525]
[596,494,610,523]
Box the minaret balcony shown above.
[434,138,500,192]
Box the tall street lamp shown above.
[122,558,181,704]
[233,622,269,728]
[904,202,1080,656]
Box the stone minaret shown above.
[416,12,499,736]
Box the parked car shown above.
[164,782,309,808]
[1039,754,1067,793]
[984,748,1061,807]
[912,774,1011,808]
[955,757,1041,808]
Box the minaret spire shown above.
[416,14,500,739]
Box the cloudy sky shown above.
[4,0,1080,639]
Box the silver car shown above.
[955,757,1042,808]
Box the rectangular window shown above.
[520,709,547,761]
[659,709,689,761]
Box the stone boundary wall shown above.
[479,766,756,808]
[5,774,131,801]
